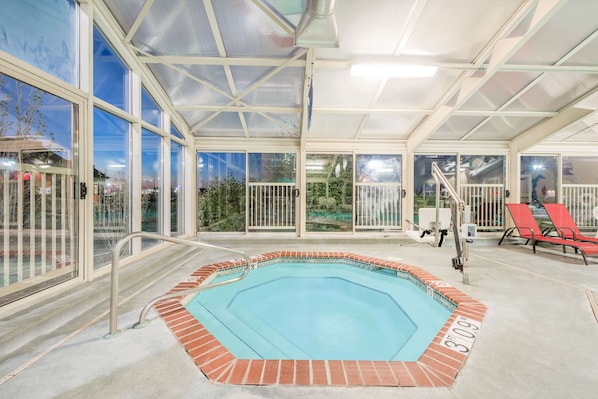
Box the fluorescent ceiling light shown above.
[350,64,438,78]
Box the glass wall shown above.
[306,154,353,232]
[93,108,130,267]
[197,152,246,232]
[0,73,78,304]
[355,154,402,231]
[248,153,296,231]
[170,141,184,236]
[561,156,598,229]
[93,26,130,112]
[141,129,162,247]
[459,155,505,230]
[0,0,78,86]
[413,155,456,224]
[520,155,558,206]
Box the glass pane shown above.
[141,129,161,247]
[171,141,184,236]
[355,155,402,231]
[249,153,296,182]
[563,156,598,185]
[306,154,353,232]
[459,155,506,230]
[0,0,78,85]
[93,26,130,112]
[0,73,78,303]
[142,87,162,128]
[248,153,296,232]
[171,123,183,139]
[413,155,456,224]
[520,155,558,206]
[197,152,246,232]
[93,108,130,268]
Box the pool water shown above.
[186,262,452,361]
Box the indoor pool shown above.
[158,251,486,387]
[185,260,452,361]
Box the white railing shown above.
[248,182,296,229]
[355,183,402,229]
[562,184,598,229]
[1,164,75,289]
[460,184,505,230]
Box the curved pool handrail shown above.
[107,232,252,337]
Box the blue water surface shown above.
[185,262,451,361]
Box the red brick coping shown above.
[155,251,487,387]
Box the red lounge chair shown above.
[499,203,598,265]
[543,203,598,244]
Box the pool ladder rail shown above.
[105,232,253,338]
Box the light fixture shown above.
[350,64,438,78]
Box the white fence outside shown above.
[562,184,598,229]
[355,183,402,229]
[1,164,75,288]
[460,184,505,230]
[248,183,296,230]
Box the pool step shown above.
[0,244,201,363]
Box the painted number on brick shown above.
[441,316,480,354]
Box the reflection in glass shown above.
[520,155,557,206]
[0,73,77,303]
[141,129,161,247]
[459,155,505,230]
[197,152,246,232]
[0,0,78,85]
[306,154,353,232]
[93,26,130,112]
[355,155,402,231]
[413,155,456,224]
[171,141,184,236]
[142,87,162,128]
[93,108,130,268]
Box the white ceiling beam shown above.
[124,0,155,43]
[510,86,598,151]
[138,55,598,73]
[406,0,568,152]
[509,107,595,153]
[250,0,296,36]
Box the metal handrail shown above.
[106,232,252,337]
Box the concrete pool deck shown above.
[1,234,598,398]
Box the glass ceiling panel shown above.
[505,72,598,112]
[232,66,303,107]
[469,116,546,141]
[361,114,423,140]
[548,117,598,143]
[510,0,598,65]
[178,64,232,97]
[313,68,380,108]
[148,64,231,106]
[461,71,541,110]
[308,114,365,139]
[103,0,145,34]
[133,0,218,56]
[404,0,523,63]
[245,112,300,138]
[377,70,461,109]
[189,112,244,137]
[213,0,297,57]
[562,37,598,66]
[433,116,487,141]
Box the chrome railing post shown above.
[106,232,252,338]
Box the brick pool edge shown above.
[155,251,487,387]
